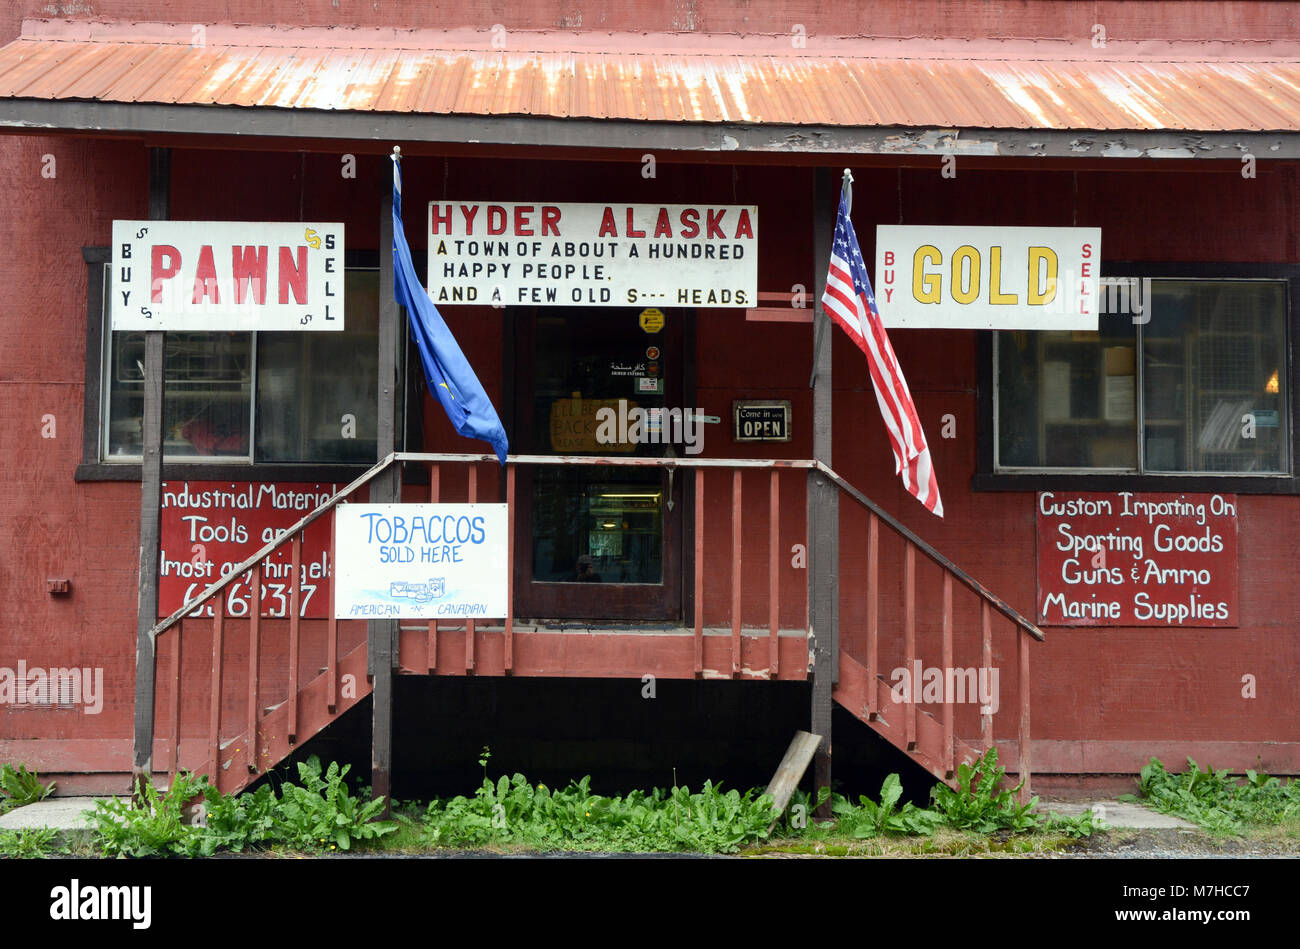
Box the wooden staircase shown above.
[201,640,371,795]
[147,452,1042,800]
[818,465,1043,795]
[834,652,1016,788]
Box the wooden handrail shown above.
[154,450,1042,645]
[393,452,818,469]
[152,452,817,642]
[149,452,400,639]
[812,461,1046,643]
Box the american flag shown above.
[821,189,943,517]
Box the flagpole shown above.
[810,168,853,388]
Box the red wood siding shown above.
[1,131,1297,777]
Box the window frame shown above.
[975,261,1300,495]
[76,246,393,483]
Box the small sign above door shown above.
[733,400,791,442]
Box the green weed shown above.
[415,773,776,854]
[832,773,942,838]
[1131,757,1300,835]
[0,827,65,858]
[0,763,54,814]
[87,771,213,857]
[930,748,1041,833]
[86,756,395,857]
[274,757,396,852]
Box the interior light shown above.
[598,492,662,499]
[1266,369,1280,394]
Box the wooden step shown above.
[211,641,371,795]
[833,650,989,788]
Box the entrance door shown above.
[512,307,687,622]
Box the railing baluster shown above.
[287,531,302,744]
[867,512,879,719]
[694,469,704,677]
[505,463,515,674]
[428,463,440,674]
[980,601,992,752]
[169,621,182,782]
[466,464,477,673]
[768,469,779,678]
[327,505,338,714]
[904,541,916,751]
[246,563,262,774]
[208,595,224,787]
[731,468,742,678]
[941,571,953,777]
[1018,628,1032,803]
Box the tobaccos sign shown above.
[111,220,344,331]
[428,202,757,307]
[875,225,1100,330]
[334,504,508,619]
[1036,491,1238,627]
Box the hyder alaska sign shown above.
[874,225,1101,330]
[111,220,345,331]
[428,202,757,308]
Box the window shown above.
[88,259,379,468]
[991,275,1293,481]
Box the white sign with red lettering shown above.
[873,225,1101,330]
[428,202,757,308]
[110,220,345,331]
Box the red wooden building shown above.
[1,0,1297,800]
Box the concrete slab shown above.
[1042,799,1196,830]
[0,797,109,832]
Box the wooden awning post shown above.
[807,167,839,819]
[131,147,170,802]
[369,161,403,817]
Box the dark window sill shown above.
[76,462,375,483]
[972,471,1300,495]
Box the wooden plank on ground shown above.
[764,730,823,826]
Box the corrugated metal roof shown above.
[2,19,1300,132]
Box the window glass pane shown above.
[1144,280,1287,473]
[997,308,1138,469]
[255,270,380,462]
[105,328,252,459]
[532,467,664,584]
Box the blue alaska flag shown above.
[391,153,509,464]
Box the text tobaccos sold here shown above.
[334,504,508,620]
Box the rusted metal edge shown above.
[5,99,1297,160]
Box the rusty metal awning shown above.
[3,19,1300,157]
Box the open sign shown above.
[733,400,791,442]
